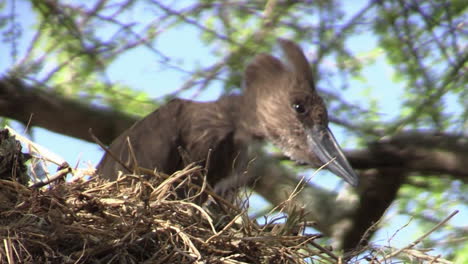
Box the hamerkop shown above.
[96,39,358,193]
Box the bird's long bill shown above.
[307,126,359,187]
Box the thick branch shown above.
[0,76,136,145]
[347,132,468,182]
[340,168,405,252]
[250,151,406,251]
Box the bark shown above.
[0,77,136,145]
[348,133,468,182]
[1,75,467,250]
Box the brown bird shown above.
[96,39,358,193]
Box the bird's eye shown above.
[292,103,307,114]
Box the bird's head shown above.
[243,39,358,186]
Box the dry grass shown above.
[0,166,456,264]
[0,165,328,264]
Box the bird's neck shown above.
[216,93,264,142]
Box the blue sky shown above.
[1,0,465,255]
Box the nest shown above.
[0,165,328,264]
[0,128,456,263]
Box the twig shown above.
[266,158,335,217]
[262,0,278,28]
[31,166,71,188]
[6,125,66,166]
[89,128,132,174]
[126,136,140,175]
[138,167,240,213]
[308,240,339,261]
[205,213,243,243]
[380,210,459,261]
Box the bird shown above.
[96,39,359,196]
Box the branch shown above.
[347,131,468,182]
[0,76,136,145]
[251,130,468,250]
[380,210,459,261]
[250,149,406,251]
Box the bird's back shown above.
[96,96,247,189]
[96,99,185,179]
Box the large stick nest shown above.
[0,167,326,264]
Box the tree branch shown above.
[0,76,136,145]
[249,149,406,251]
[348,132,468,182]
